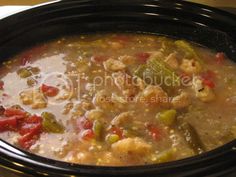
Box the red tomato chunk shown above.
[41,84,59,97]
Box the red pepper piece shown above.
[41,84,59,97]
[19,122,41,136]
[2,93,9,97]
[147,124,162,141]
[201,70,216,89]
[201,70,215,80]
[0,106,5,115]
[20,45,46,65]
[18,123,42,149]
[0,116,18,132]
[21,54,31,66]
[81,129,95,140]
[135,52,150,63]
[77,116,93,131]
[202,79,215,88]
[111,126,123,139]
[0,81,4,90]
[4,108,27,117]
[18,115,42,145]
[215,52,225,65]
[25,115,42,124]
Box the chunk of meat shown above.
[72,101,93,117]
[85,109,104,121]
[85,83,96,95]
[103,58,126,71]
[196,86,215,102]
[93,89,128,112]
[63,102,74,115]
[19,89,47,109]
[171,92,191,109]
[111,93,127,109]
[112,72,131,90]
[111,111,134,126]
[149,51,164,59]
[165,53,179,69]
[192,76,203,92]
[122,89,138,100]
[31,90,47,109]
[192,77,215,102]
[112,72,138,99]
[135,52,150,63]
[80,101,93,111]
[180,59,201,74]
[93,90,113,111]
[19,90,33,105]
[118,55,135,65]
[112,137,152,155]
[134,77,146,91]
[138,85,169,106]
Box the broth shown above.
[0,34,235,166]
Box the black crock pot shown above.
[0,0,235,176]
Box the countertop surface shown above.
[0,0,49,5]
[187,0,236,7]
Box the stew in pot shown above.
[0,34,235,166]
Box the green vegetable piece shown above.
[134,65,159,85]
[134,65,148,78]
[152,148,176,163]
[41,112,65,133]
[92,120,103,139]
[178,120,205,154]
[106,134,120,144]
[147,56,180,86]
[134,56,180,88]
[175,40,196,58]
[17,68,32,78]
[159,37,176,53]
[30,67,40,74]
[27,77,37,87]
[157,109,177,126]
[175,40,203,65]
